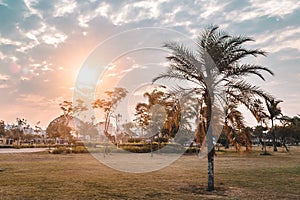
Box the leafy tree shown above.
[173,94,202,146]
[153,25,273,191]
[134,103,151,136]
[135,88,181,139]
[46,115,74,142]
[78,121,98,141]
[93,87,128,142]
[122,122,136,137]
[275,126,290,151]
[253,125,266,140]
[59,99,88,119]
[0,120,6,137]
[46,100,87,142]
[279,115,300,145]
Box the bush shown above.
[0,145,13,148]
[154,137,169,143]
[159,144,185,153]
[127,138,142,143]
[52,147,66,154]
[51,146,89,154]
[65,148,72,154]
[73,146,89,153]
[184,147,200,154]
[80,143,187,154]
[118,143,185,153]
[120,145,151,153]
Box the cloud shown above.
[77,1,111,27]
[0,84,8,89]
[0,0,300,125]
[53,0,77,17]
[0,0,7,7]
[252,26,300,53]
[109,0,165,25]
[196,0,230,19]
[0,50,5,59]
[0,73,9,81]
[224,0,300,23]
[42,32,67,47]
[76,0,169,27]
[0,37,22,46]
[248,0,300,18]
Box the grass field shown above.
[0,146,299,199]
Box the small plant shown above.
[73,146,89,153]
[52,147,66,154]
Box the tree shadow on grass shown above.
[179,184,227,197]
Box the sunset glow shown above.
[0,0,299,128]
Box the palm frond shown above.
[226,90,268,122]
[226,80,273,100]
[222,64,274,81]
[265,98,283,119]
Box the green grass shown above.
[0,146,299,199]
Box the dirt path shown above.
[0,148,48,154]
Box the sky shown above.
[0,0,300,128]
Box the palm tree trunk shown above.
[205,91,215,191]
[207,137,214,191]
[272,119,277,152]
[150,136,153,157]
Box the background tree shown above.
[134,88,181,139]
[153,25,273,191]
[134,103,151,136]
[0,120,6,137]
[46,100,86,143]
[265,98,282,151]
[253,125,266,143]
[93,87,128,142]
[122,122,137,137]
[281,115,300,145]
[175,95,200,145]
[46,115,75,143]
[78,121,98,141]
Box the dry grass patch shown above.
[0,147,299,199]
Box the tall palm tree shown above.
[265,98,282,151]
[153,25,273,191]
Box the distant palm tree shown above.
[153,25,273,191]
[265,98,282,151]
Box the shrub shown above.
[73,146,89,153]
[83,143,187,154]
[52,147,66,154]
[184,147,200,154]
[127,138,142,143]
[120,145,151,153]
[118,143,185,153]
[65,148,72,154]
[51,146,90,154]
[74,141,85,146]
[154,137,169,143]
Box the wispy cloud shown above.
[53,0,77,17]
[0,74,9,80]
